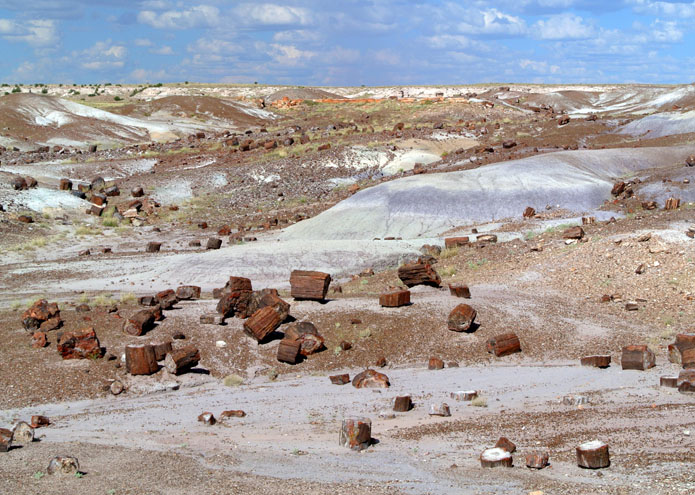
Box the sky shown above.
[0,0,694,86]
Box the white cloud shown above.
[74,39,127,71]
[0,18,57,46]
[520,58,561,73]
[236,3,313,26]
[534,13,594,39]
[631,1,695,19]
[130,68,170,82]
[272,29,320,43]
[151,45,174,55]
[134,38,152,46]
[138,5,219,29]
[265,43,316,66]
[456,8,527,37]
[649,19,683,42]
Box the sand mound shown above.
[0,93,174,147]
[265,88,345,103]
[280,146,695,240]
[114,95,275,128]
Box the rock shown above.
[523,206,535,218]
[379,290,411,307]
[495,437,516,453]
[625,301,639,311]
[220,410,246,418]
[526,451,550,469]
[22,299,61,331]
[110,380,124,395]
[562,226,584,239]
[47,456,79,475]
[146,242,162,253]
[428,357,444,370]
[200,313,225,325]
[31,331,47,348]
[611,181,626,196]
[448,304,477,332]
[284,321,324,356]
[330,374,350,385]
[580,355,611,368]
[30,416,50,428]
[558,115,570,126]
[131,187,144,198]
[686,155,695,167]
[448,284,471,298]
[0,429,11,452]
[563,395,589,406]
[17,214,33,223]
[176,285,201,300]
[398,261,441,288]
[621,345,655,370]
[11,422,34,445]
[480,448,513,468]
[198,412,216,425]
[206,237,222,250]
[450,390,478,401]
[340,340,352,351]
[123,309,155,336]
[290,270,332,301]
[11,176,28,190]
[428,403,451,416]
[444,236,469,248]
[156,289,178,310]
[393,396,412,412]
[502,140,516,149]
[576,440,610,469]
[352,369,390,388]
[339,418,371,451]
[486,333,521,357]
[57,328,101,359]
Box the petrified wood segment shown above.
[428,357,444,370]
[290,270,331,301]
[57,328,101,360]
[480,448,513,468]
[125,344,158,375]
[393,396,412,412]
[156,289,178,310]
[243,306,283,343]
[428,403,451,416]
[668,334,695,367]
[330,374,350,385]
[47,456,79,475]
[352,369,390,388]
[164,345,200,375]
[450,390,478,401]
[339,418,372,451]
[448,304,477,332]
[284,321,324,356]
[0,428,12,452]
[444,237,469,248]
[576,440,610,469]
[486,333,521,357]
[526,451,550,469]
[175,285,201,300]
[621,345,655,370]
[277,339,301,364]
[660,376,678,388]
[151,341,173,361]
[398,262,441,288]
[580,355,611,368]
[448,284,471,298]
[123,309,155,336]
[379,290,411,307]
[495,437,516,453]
[22,299,61,331]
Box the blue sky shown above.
[0,1,693,85]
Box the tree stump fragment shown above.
[339,418,372,451]
[580,355,611,368]
[486,333,521,357]
[526,451,549,469]
[290,270,331,301]
[277,338,301,364]
[480,448,513,468]
[243,306,283,343]
[379,290,411,307]
[125,344,158,375]
[495,437,516,453]
[352,369,390,388]
[448,304,477,332]
[164,345,200,375]
[397,261,441,287]
[576,440,610,469]
[621,345,655,370]
[450,390,478,401]
[330,374,350,385]
[448,284,471,298]
[393,396,412,412]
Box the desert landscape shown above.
[0,81,694,495]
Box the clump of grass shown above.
[102,218,119,228]
[267,368,278,381]
[119,292,136,304]
[440,247,459,259]
[358,328,372,339]
[75,225,101,236]
[10,301,23,311]
[466,258,488,270]
[439,266,457,277]
[524,231,536,241]
[78,293,90,304]
[92,295,115,306]
[333,346,343,356]
[223,374,244,387]
[471,396,488,407]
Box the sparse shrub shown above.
[11,86,21,93]
[223,374,244,387]
[440,266,457,277]
[102,218,118,228]
[41,88,48,94]
[78,293,90,303]
[119,292,136,304]
[440,247,459,259]
[92,295,115,306]
[471,396,488,407]
[267,368,278,381]
[114,96,122,101]
[359,328,372,339]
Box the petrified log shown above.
[448,284,471,298]
[576,440,610,469]
[428,403,451,416]
[580,355,611,368]
[226,276,253,292]
[428,357,444,370]
[448,304,477,332]
[47,456,79,475]
[277,338,301,364]
[526,451,549,469]
[164,345,200,375]
[563,226,585,239]
[243,306,283,342]
[352,369,390,388]
[284,321,324,356]
[200,313,225,325]
[110,380,124,395]
[59,178,72,191]
[125,344,158,375]
[665,197,680,210]
[220,410,246,418]
[495,437,516,453]
[206,237,222,249]
[563,395,589,406]
[217,290,253,318]
[611,181,625,196]
[660,376,678,388]
[198,412,216,425]
[621,345,655,370]
[379,290,411,307]
[0,428,12,452]
[450,390,478,401]
[393,396,412,412]
[31,416,50,428]
[11,422,34,445]
[477,234,498,243]
[398,262,441,287]
[444,237,469,248]
[246,289,290,320]
[290,270,332,301]
[57,328,101,360]
[31,331,47,348]
[375,356,387,367]
[339,418,372,451]
[668,334,695,367]
[330,374,350,385]
[523,206,536,218]
[123,309,155,336]
[22,299,60,331]
[139,296,157,307]
[486,333,521,357]
[151,341,173,361]
[156,289,178,310]
[146,242,162,253]
[480,448,513,468]
[175,285,201,300]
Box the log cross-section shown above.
[621,345,655,370]
[125,344,158,375]
[277,339,301,364]
[289,270,331,301]
[243,306,283,343]
[576,440,610,469]
[164,345,200,375]
[339,418,372,451]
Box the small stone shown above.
[47,456,79,475]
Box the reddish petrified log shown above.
[448,304,477,332]
[339,418,372,450]
[576,440,610,469]
[243,306,283,342]
[448,284,471,298]
[57,328,101,360]
[580,355,611,368]
[397,262,441,288]
[495,437,516,453]
[526,451,550,469]
[486,333,521,357]
[277,339,301,364]
[125,344,158,375]
[290,270,332,301]
[393,396,412,412]
[284,321,324,356]
[480,448,513,468]
[379,290,411,307]
[444,237,469,248]
[352,369,390,388]
[22,299,61,331]
[621,345,655,370]
[164,345,200,375]
[329,374,350,385]
[175,285,201,300]
[428,357,444,370]
[123,309,155,336]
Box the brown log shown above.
[243,306,283,343]
[226,276,252,292]
[352,369,390,388]
[448,304,477,332]
[0,428,11,452]
[450,390,478,401]
[611,181,625,196]
[290,270,332,301]
[123,309,155,336]
[660,376,678,388]
[665,197,680,210]
[563,226,585,239]
[375,356,387,367]
[206,237,222,249]
[480,448,513,468]
[31,416,50,428]
[330,374,350,385]
[156,289,178,310]
[146,242,161,253]
[197,412,216,425]
[444,237,469,248]
[151,341,173,361]
[379,290,411,307]
[57,328,101,360]
[486,333,521,357]
[175,285,201,300]
[277,338,301,364]
[220,410,246,418]
[428,403,450,416]
[200,313,225,325]
[22,299,60,331]
[125,344,158,375]
[339,418,372,451]
[576,440,610,469]
[11,422,34,445]
[393,396,412,412]
[523,206,535,218]
[428,357,444,370]
[477,234,498,243]
[526,451,549,469]
[216,290,253,318]
[621,345,655,370]
[495,437,516,453]
[164,345,200,375]
[580,355,611,368]
[397,262,441,287]
[245,289,291,320]
[668,334,695,367]
[284,321,324,356]
[448,284,470,298]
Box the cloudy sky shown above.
[0,1,693,85]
